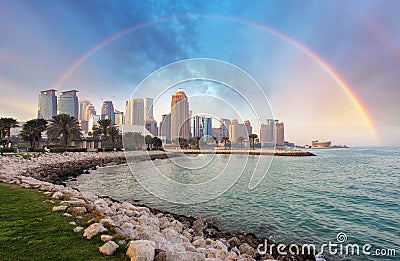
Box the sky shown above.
[0,0,399,146]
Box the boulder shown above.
[52,191,63,199]
[101,234,113,242]
[52,205,68,212]
[166,251,205,261]
[69,206,87,214]
[73,226,84,233]
[83,223,108,239]
[126,240,156,261]
[99,241,119,256]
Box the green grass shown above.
[0,183,127,261]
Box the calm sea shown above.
[67,147,400,260]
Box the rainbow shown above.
[51,14,379,141]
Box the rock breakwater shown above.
[0,152,315,261]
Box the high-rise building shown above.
[171,88,190,141]
[113,110,124,125]
[192,115,204,138]
[159,113,171,143]
[275,121,285,147]
[219,118,231,137]
[229,119,248,144]
[78,100,92,134]
[125,98,148,126]
[58,90,78,118]
[203,117,212,137]
[38,89,57,120]
[101,100,114,122]
[88,115,100,134]
[145,116,158,136]
[244,120,252,136]
[260,119,284,147]
[212,127,223,142]
[143,98,154,119]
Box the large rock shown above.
[52,191,63,200]
[52,205,68,212]
[126,240,156,261]
[83,223,108,239]
[166,251,205,261]
[99,241,119,256]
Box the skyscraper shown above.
[101,100,114,122]
[203,117,212,137]
[113,110,124,125]
[260,119,285,147]
[38,89,57,120]
[125,98,149,126]
[145,116,158,136]
[58,90,78,118]
[143,98,153,119]
[219,118,231,137]
[159,113,171,143]
[78,99,92,133]
[192,115,204,138]
[244,120,252,136]
[171,88,189,141]
[229,119,248,144]
[275,121,285,147]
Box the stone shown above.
[238,243,255,256]
[52,191,63,199]
[165,251,205,261]
[99,241,119,256]
[192,218,204,237]
[63,213,73,217]
[83,223,108,239]
[228,237,241,247]
[73,226,84,233]
[52,205,68,212]
[69,221,77,225]
[126,240,156,261]
[69,206,87,214]
[101,234,113,242]
[60,199,86,206]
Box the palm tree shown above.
[237,136,246,149]
[97,119,113,148]
[0,117,19,140]
[221,136,230,149]
[249,134,258,150]
[108,126,120,150]
[20,119,48,148]
[47,114,82,147]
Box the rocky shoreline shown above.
[0,152,315,261]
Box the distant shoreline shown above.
[177,149,315,156]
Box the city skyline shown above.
[1,1,399,146]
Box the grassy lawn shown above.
[0,182,127,261]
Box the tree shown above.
[97,119,113,148]
[221,136,230,149]
[47,114,82,147]
[152,137,163,150]
[178,137,189,149]
[249,134,258,150]
[237,136,246,150]
[123,132,145,150]
[20,119,48,148]
[145,135,153,150]
[108,126,120,150]
[0,117,19,140]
